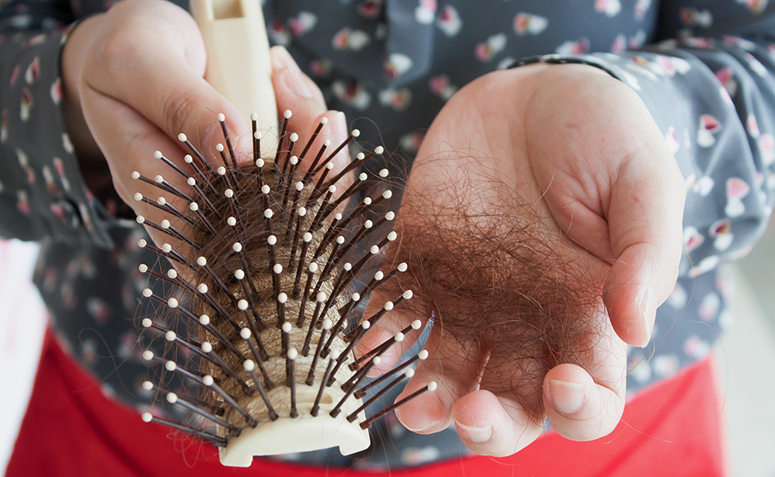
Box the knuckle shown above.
[161,91,198,136]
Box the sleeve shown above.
[513,1,775,279]
[0,3,113,247]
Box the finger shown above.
[603,147,685,347]
[82,5,249,162]
[451,390,543,457]
[543,316,627,441]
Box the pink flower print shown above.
[16,148,35,184]
[399,131,425,154]
[634,0,652,21]
[696,114,721,148]
[668,282,688,309]
[24,57,39,85]
[475,33,507,62]
[747,113,760,138]
[332,28,370,51]
[384,53,413,79]
[20,87,33,121]
[401,446,442,466]
[42,267,58,293]
[513,13,548,36]
[759,133,775,166]
[61,281,76,310]
[611,34,627,53]
[287,11,317,38]
[725,177,750,217]
[81,338,97,365]
[1,109,7,143]
[709,218,733,251]
[683,226,705,253]
[437,5,461,37]
[87,297,111,324]
[595,0,622,17]
[699,293,721,322]
[16,191,29,215]
[665,126,680,154]
[357,0,382,19]
[268,19,291,46]
[42,165,59,196]
[117,331,137,359]
[740,0,768,15]
[683,335,710,359]
[53,157,72,193]
[9,65,19,86]
[415,0,437,25]
[629,30,647,48]
[716,67,737,97]
[680,8,713,28]
[555,37,589,55]
[331,80,371,111]
[652,354,679,378]
[428,75,457,100]
[378,88,412,111]
[50,77,62,105]
[309,59,332,78]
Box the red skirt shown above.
[6,330,726,477]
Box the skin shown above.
[62,0,685,459]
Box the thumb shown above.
[603,152,685,348]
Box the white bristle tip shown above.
[217,113,225,122]
[165,330,176,341]
[284,110,292,119]
[262,185,270,194]
[370,245,380,254]
[352,129,361,137]
[227,217,236,226]
[308,262,319,273]
[405,369,415,378]
[162,244,172,253]
[411,320,422,330]
[138,264,148,273]
[203,375,214,386]
[184,155,193,164]
[268,235,277,245]
[131,171,140,179]
[197,284,208,294]
[217,166,226,175]
[177,133,187,142]
[187,178,196,186]
[166,393,178,404]
[295,182,304,191]
[141,318,152,328]
[225,189,233,198]
[398,263,408,272]
[142,288,152,298]
[233,242,243,252]
[428,381,438,392]
[278,293,288,304]
[383,191,393,200]
[303,232,312,242]
[250,113,258,121]
[337,236,345,244]
[379,168,389,178]
[395,333,405,342]
[138,239,147,248]
[189,202,199,211]
[165,361,176,371]
[288,348,298,360]
[320,117,328,125]
[419,350,429,360]
[238,299,248,310]
[330,350,341,360]
[364,197,373,205]
[143,350,154,361]
[316,292,327,303]
[216,143,224,152]
[282,322,292,333]
[403,290,413,299]
[326,162,334,170]
[155,175,164,183]
[201,342,213,353]
[243,359,255,371]
[375,146,384,154]
[234,269,245,280]
[133,193,142,201]
[344,263,352,271]
[323,139,331,146]
[135,216,145,224]
[197,257,207,266]
[352,293,361,301]
[386,211,395,220]
[142,381,153,391]
[255,158,264,167]
[153,151,163,159]
[240,328,251,339]
[290,133,299,142]
[167,298,178,308]
[273,264,283,274]
[374,271,384,280]
[141,413,153,423]
[199,315,210,325]
[166,269,177,279]
[322,319,332,330]
[356,152,365,160]
[329,185,337,193]
[384,301,394,311]
[372,356,382,366]
[290,156,298,165]
[298,207,307,216]
[160,219,170,229]
[364,220,373,228]
[157,197,166,205]
[264,209,273,218]
[362,321,371,330]
[359,172,368,181]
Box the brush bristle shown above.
[136,114,431,467]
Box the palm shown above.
[360,64,685,456]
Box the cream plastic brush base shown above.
[190,0,279,155]
[218,414,371,467]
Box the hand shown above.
[61,0,347,249]
[359,64,685,456]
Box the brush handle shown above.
[190,0,278,149]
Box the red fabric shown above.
[7,330,726,477]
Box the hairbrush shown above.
[133,0,434,467]
[133,0,602,468]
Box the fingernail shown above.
[636,287,656,348]
[271,46,300,73]
[547,379,584,414]
[454,421,493,443]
